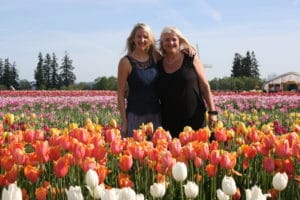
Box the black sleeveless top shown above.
[126,55,160,115]
[156,54,206,137]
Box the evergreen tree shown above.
[241,51,252,77]
[44,53,52,89]
[34,52,45,89]
[59,52,76,87]
[231,51,260,78]
[231,53,243,77]
[10,62,19,89]
[50,53,60,89]
[3,58,11,88]
[250,51,260,78]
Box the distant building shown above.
[263,72,300,92]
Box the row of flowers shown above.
[0,114,300,199]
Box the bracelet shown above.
[208,110,218,115]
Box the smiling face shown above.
[161,32,180,55]
[133,28,150,52]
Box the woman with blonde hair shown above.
[157,26,217,138]
[117,23,162,137]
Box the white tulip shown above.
[245,185,271,200]
[217,189,229,200]
[86,183,105,199]
[136,193,145,200]
[85,169,99,189]
[172,162,188,182]
[119,187,136,200]
[272,172,288,191]
[150,182,166,198]
[184,181,199,199]
[1,182,22,200]
[221,175,237,196]
[65,186,84,200]
[102,188,120,200]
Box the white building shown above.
[263,72,300,92]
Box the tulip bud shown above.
[150,182,166,198]
[172,162,187,182]
[272,172,288,191]
[85,169,99,189]
[184,181,199,199]
[221,176,237,196]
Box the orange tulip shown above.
[192,127,210,142]
[49,146,62,161]
[93,145,107,162]
[243,145,257,159]
[119,154,133,172]
[182,142,196,160]
[1,156,15,171]
[214,127,227,142]
[35,184,50,200]
[24,165,41,183]
[12,148,26,165]
[133,129,146,141]
[104,128,120,143]
[220,151,236,169]
[275,138,292,157]
[128,142,145,160]
[205,163,218,177]
[117,173,134,188]
[209,149,221,165]
[54,156,69,178]
[24,129,36,143]
[110,139,124,154]
[96,164,110,183]
[194,142,209,160]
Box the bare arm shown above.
[117,57,131,136]
[193,55,217,126]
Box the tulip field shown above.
[0,90,300,200]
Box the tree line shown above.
[1,50,262,91]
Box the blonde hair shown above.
[126,23,158,55]
[159,26,195,56]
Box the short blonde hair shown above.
[126,23,158,55]
[159,26,195,56]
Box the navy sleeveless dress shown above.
[156,54,206,138]
[125,55,161,136]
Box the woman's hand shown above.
[208,114,218,129]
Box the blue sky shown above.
[1,0,299,82]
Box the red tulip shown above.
[205,164,218,177]
[262,157,275,173]
[119,154,133,172]
[35,141,49,163]
[54,156,69,178]
[168,138,182,157]
[49,146,62,161]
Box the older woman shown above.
[157,26,217,138]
